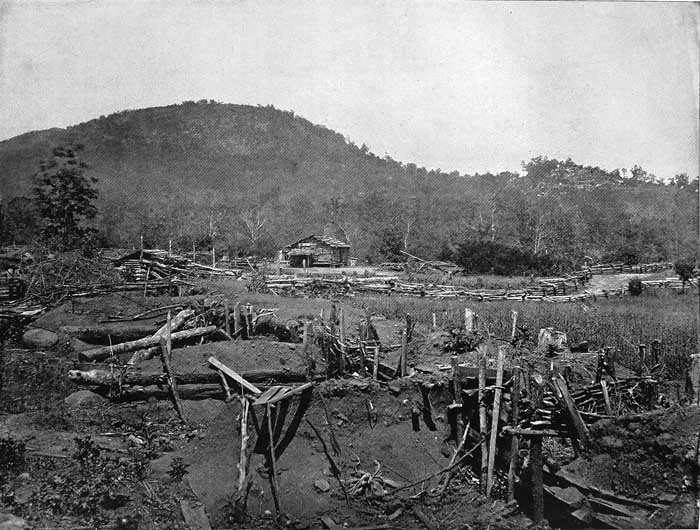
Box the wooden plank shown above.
[160,335,187,424]
[600,379,613,415]
[486,345,506,496]
[553,374,590,447]
[208,356,262,395]
[477,343,488,494]
[180,499,212,530]
[254,383,314,406]
[507,367,520,502]
[502,426,565,437]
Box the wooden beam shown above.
[486,345,505,497]
[477,343,488,494]
[553,374,590,447]
[208,356,262,395]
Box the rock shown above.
[599,435,624,450]
[549,486,586,509]
[314,478,331,492]
[21,327,58,349]
[0,513,26,530]
[64,390,107,409]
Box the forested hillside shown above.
[0,101,697,271]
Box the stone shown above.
[548,485,586,508]
[314,478,331,492]
[21,327,58,349]
[599,435,624,450]
[0,513,26,530]
[64,390,107,409]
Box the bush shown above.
[627,277,643,296]
[455,240,558,276]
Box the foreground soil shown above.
[1,290,698,529]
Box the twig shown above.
[306,419,350,506]
[386,432,489,496]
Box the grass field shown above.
[353,289,698,378]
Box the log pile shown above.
[113,249,246,281]
[264,276,606,302]
[265,270,691,302]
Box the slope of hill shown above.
[0,101,696,266]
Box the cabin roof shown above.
[285,234,350,249]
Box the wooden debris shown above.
[507,367,520,502]
[208,356,262,395]
[486,345,505,497]
[79,325,217,361]
[477,343,488,494]
[159,334,187,423]
[68,368,308,387]
[180,500,212,530]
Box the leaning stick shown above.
[159,314,187,423]
[486,345,506,497]
[266,403,282,519]
[478,344,488,494]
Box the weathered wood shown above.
[159,334,187,423]
[507,367,520,502]
[266,403,282,519]
[153,308,194,337]
[552,374,590,447]
[68,368,308,386]
[253,383,313,406]
[531,434,544,524]
[180,499,212,530]
[208,356,262,395]
[477,344,488,494]
[464,307,476,333]
[451,356,462,404]
[400,330,408,377]
[233,302,242,338]
[600,379,612,415]
[79,325,217,361]
[224,301,231,339]
[486,345,506,497]
[217,369,232,401]
[373,346,379,380]
[502,426,564,437]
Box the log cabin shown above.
[283,235,350,267]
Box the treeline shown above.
[0,102,697,274]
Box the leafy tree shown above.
[674,261,696,294]
[32,146,98,248]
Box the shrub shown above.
[627,277,643,296]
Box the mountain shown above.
[0,101,697,267]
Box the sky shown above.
[0,0,698,179]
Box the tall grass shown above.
[353,289,698,379]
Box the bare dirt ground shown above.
[1,284,698,529]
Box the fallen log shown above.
[78,325,218,361]
[68,368,308,386]
[59,324,159,345]
[153,308,194,337]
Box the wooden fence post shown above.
[486,345,506,497]
[451,355,462,404]
[507,367,521,502]
[478,344,488,494]
[224,300,231,340]
[400,330,408,377]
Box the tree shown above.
[675,261,695,294]
[32,146,98,248]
